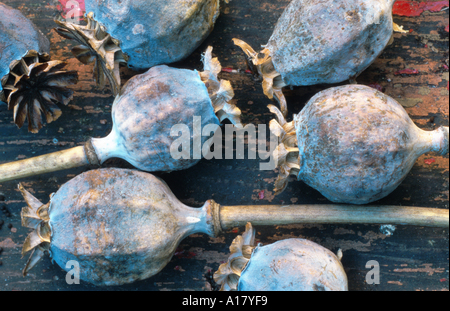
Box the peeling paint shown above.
[393,1,449,17]
[394,264,446,276]
[0,237,19,249]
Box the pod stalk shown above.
[0,139,99,183]
[216,203,450,230]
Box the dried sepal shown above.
[54,12,128,96]
[200,46,243,128]
[22,244,49,276]
[268,105,300,194]
[18,183,51,276]
[213,222,256,291]
[0,51,78,133]
[232,38,288,116]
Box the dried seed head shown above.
[213,223,256,291]
[233,0,403,116]
[54,12,127,96]
[284,84,449,204]
[83,0,221,70]
[90,46,242,173]
[1,2,50,82]
[1,3,78,133]
[215,223,348,291]
[237,237,348,291]
[56,1,226,94]
[19,168,218,286]
[0,51,78,133]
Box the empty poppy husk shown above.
[20,167,448,285]
[214,223,348,291]
[90,46,242,172]
[0,46,242,183]
[20,168,217,286]
[0,2,78,133]
[270,84,449,204]
[233,0,403,116]
[55,0,228,95]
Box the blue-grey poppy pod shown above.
[0,2,77,133]
[269,84,449,204]
[214,223,348,291]
[0,47,242,183]
[233,0,403,116]
[55,0,229,96]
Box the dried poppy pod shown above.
[233,0,403,116]
[20,168,448,286]
[55,0,229,95]
[0,2,78,133]
[270,84,449,204]
[214,223,348,291]
[0,46,241,183]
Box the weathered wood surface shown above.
[0,0,448,291]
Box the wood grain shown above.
[0,0,448,291]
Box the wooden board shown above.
[0,0,448,291]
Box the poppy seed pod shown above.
[214,223,348,291]
[270,84,449,204]
[234,0,401,116]
[55,0,228,95]
[90,46,242,172]
[20,168,448,285]
[19,168,218,286]
[0,2,78,133]
[0,47,242,183]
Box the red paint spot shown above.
[245,69,253,74]
[231,228,239,233]
[440,278,447,282]
[174,248,196,259]
[394,69,419,75]
[368,83,383,92]
[424,44,428,48]
[222,67,234,73]
[445,25,449,32]
[409,28,414,33]
[57,0,86,20]
[393,1,449,17]
[424,158,436,165]
[259,190,265,199]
